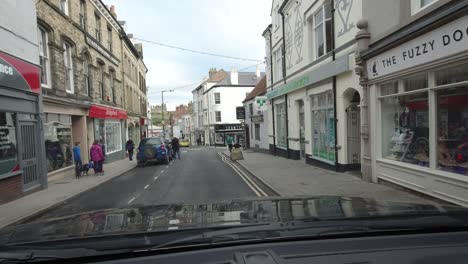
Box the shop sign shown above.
[140,117,148,125]
[88,104,127,119]
[0,51,40,94]
[251,115,264,123]
[86,36,119,65]
[367,15,468,79]
[236,106,246,120]
[267,55,350,100]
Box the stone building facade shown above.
[36,0,147,178]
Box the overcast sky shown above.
[105,0,272,111]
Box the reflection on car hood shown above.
[0,196,462,245]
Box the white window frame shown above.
[107,27,112,52]
[411,0,437,15]
[274,46,283,82]
[38,27,51,88]
[79,0,85,28]
[214,92,221,104]
[104,120,122,154]
[110,70,116,103]
[83,57,90,96]
[95,14,101,42]
[60,0,69,16]
[63,42,74,94]
[313,3,331,59]
[98,63,105,100]
[215,111,222,122]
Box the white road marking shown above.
[154,176,159,180]
[166,166,169,168]
[182,151,188,153]
[169,219,180,225]
[161,170,164,173]
[144,184,150,189]
[127,197,135,204]
[168,226,179,230]
[217,152,267,197]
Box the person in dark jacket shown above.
[171,137,181,160]
[126,139,135,161]
[73,142,82,178]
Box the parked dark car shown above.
[136,137,169,167]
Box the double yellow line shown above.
[217,152,268,197]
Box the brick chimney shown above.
[109,5,117,18]
[208,68,217,78]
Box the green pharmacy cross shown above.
[256,99,266,107]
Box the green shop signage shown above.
[267,54,350,100]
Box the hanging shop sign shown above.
[367,15,468,79]
[88,104,127,119]
[236,106,246,120]
[251,115,264,123]
[0,51,40,94]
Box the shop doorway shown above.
[346,90,361,165]
[20,121,40,190]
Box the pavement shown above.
[0,158,137,228]
[232,150,437,204]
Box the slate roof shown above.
[243,75,267,103]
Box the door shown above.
[20,121,40,190]
[346,105,361,164]
[298,101,305,159]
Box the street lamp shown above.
[161,89,174,138]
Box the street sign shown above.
[236,106,245,120]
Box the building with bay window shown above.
[263,0,363,172]
[0,0,47,203]
[355,0,468,206]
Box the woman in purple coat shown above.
[90,140,104,174]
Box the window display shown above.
[381,93,429,167]
[95,119,122,155]
[44,114,73,172]
[275,102,287,148]
[311,91,335,163]
[0,112,18,176]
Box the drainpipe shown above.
[271,99,276,154]
[331,0,339,170]
[269,28,274,87]
[285,94,289,158]
[280,11,287,84]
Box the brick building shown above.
[36,0,147,179]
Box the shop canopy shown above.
[88,104,127,119]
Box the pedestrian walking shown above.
[226,135,234,153]
[73,142,82,179]
[90,140,104,175]
[99,139,106,172]
[126,139,135,161]
[197,137,201,146]
[171,137,181,160]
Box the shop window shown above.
[276,102,287,148]
[63,42,74,93]
[311,91,335,163]
[380,81,398,96]
[255,123,260,140]
[0,112,18,176]
[437,87,468,174]
[403,74,428,91]
[95,119,122,154]
[38,27,51,87]
[435,63,468,86]
[381,92,429,167]
[44,113,73,172]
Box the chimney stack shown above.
[135,43,143,58]
[208,68,217,78]
[231,68,238,85]
[110,5,117,18]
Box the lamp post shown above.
[161,89,174,138]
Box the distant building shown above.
[243,76,268,151]
[192,68,263,146]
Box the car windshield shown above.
[1,0,468,258]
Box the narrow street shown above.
[27,147,275,223]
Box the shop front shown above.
[0,51,46,204]
[364,13,468,206]
[213,124,244,147]
[127,116,140,145]
[89,104,127,163]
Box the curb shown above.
[4,163,137,228]
[220,152,283,196]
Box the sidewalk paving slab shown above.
[231,150,439,205]
[0,158,136,228]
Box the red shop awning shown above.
[88,104,127,119]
